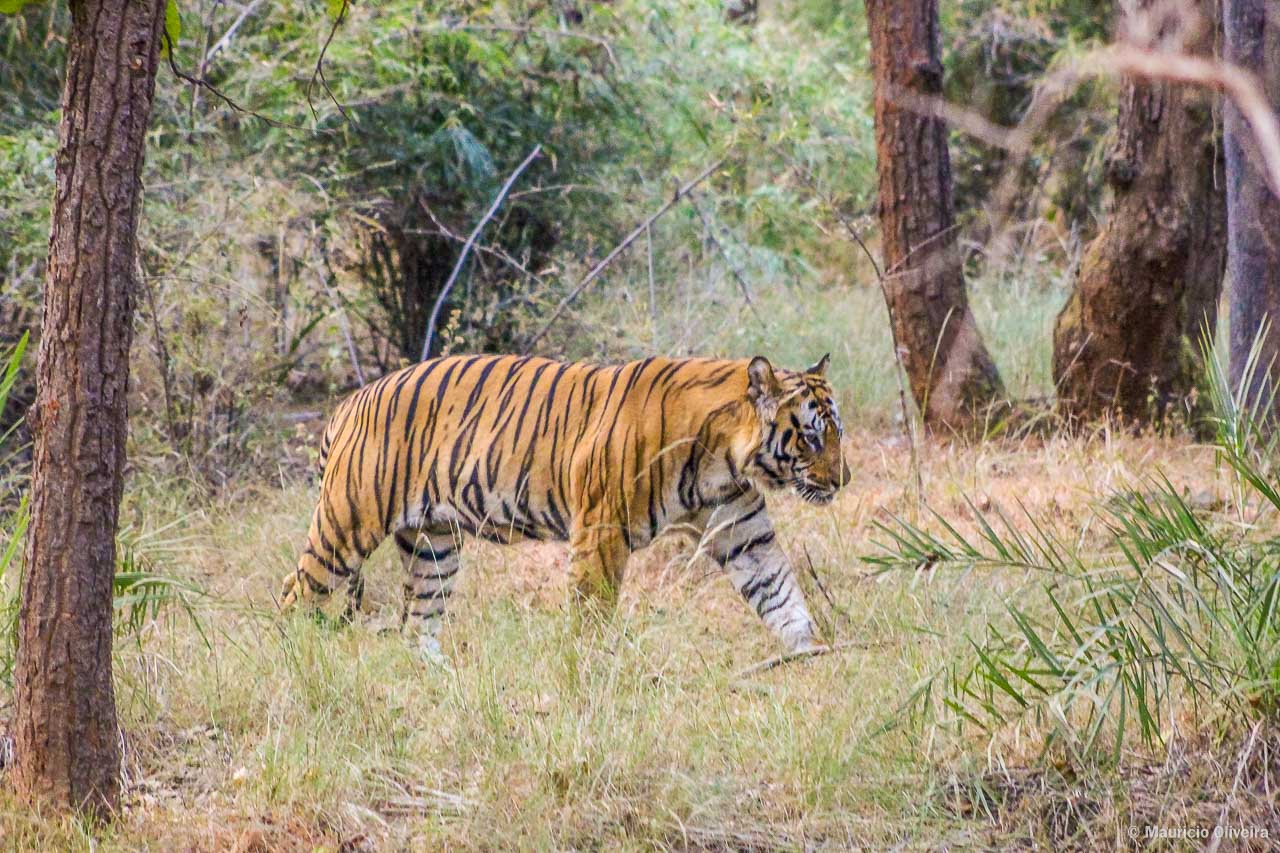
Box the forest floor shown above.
[1,428,1264,850]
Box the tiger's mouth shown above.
[794,481,837,505]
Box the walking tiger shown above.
[280,353,850,659]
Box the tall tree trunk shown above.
[1225,0,1280,410]
[1053,1,1226,424]
[13,0,165,815]
[865,0,1006,434]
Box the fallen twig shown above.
[375,790,470,817]
[734,638,880,681]
[523,158,726,352]
[676,823,798,852]
[370,770,472,817]
[422,145,543,359]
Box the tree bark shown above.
[1052,1,1226,424]
[865,0,1006,434]
[1225,0,1280,411]
[13,0,165,816]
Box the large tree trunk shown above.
[1053,1,1226,424]
[865,0,1006,434]
[13,0,165,815]
[1225,0,1280,410]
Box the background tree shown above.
[1052,0,1225,423]
[10,0,166,814]
[1225,0,1280,410]
[865,0,1006,434]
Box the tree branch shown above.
[523,158,726,352]
[308,0,352,123]
[689,195,764,326]
[203,0,265,65]
[422,145,543,359]
[164,33,317,131]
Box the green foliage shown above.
[305,3,636,360]
[0,0,42,16]
[869,339,1280,761]
[114,523,207,646]
[159,0,180,60]
[0,0,1094,470]
[0,332,26,436]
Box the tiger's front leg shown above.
[701,490,822,653]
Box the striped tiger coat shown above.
[280,353,850,657]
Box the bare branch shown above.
[164,33,319,132]
[523,158,726,352]
[307,0,352,124]
[733,639,880,680]
[1100,46,1280,196]
[689,195,764,326]
[885,45,1280,199]
[203,0,265,65]
[422,145,543,359]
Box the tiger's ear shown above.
[806,353,830,378]
[747,356,782,410]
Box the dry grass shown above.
[0,427,1245,850]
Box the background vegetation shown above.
[3,0,1277,847]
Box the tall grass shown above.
[867,336,1280,762]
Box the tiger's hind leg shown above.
[395,526,465,663]
[342,571,366,624]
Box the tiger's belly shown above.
[418,466,571,545]
[426,501,565,545]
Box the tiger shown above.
[279,353,851,660]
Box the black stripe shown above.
[740,565,784,602]
[395,533,454,562]
[305,545,351,578]
[412,565,460,581]
[302,571,332,594]
[720,531,775,565]
[758,586,795,618]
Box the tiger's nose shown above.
[840,458,852,489]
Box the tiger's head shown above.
[744,354,851,505]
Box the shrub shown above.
[868,336,1280,762]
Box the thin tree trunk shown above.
[1053,0,1226,424]
[865,0,1006,434]
[13,0,165,816]
[1225,0,1280,409]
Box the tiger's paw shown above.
[788,639,830,656]
[782,624,827,656]
[414,635,454,672]
[278,571,300,611]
